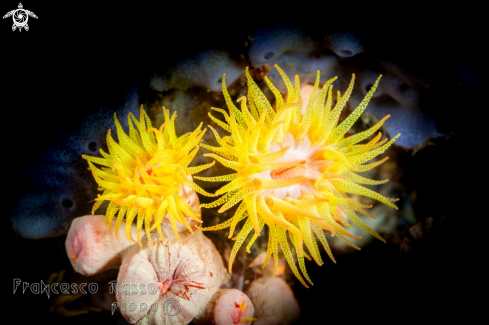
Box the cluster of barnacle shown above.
[83,64,400,287]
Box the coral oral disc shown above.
[200,65,400,287]
[83,107,215,245]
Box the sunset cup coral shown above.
[82,107,216,246]
[198,65,400,287]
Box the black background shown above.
[2,2,482,324]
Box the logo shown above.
[3,3,37,32]
[163,298,180,316]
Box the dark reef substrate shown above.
[3,4,480,324]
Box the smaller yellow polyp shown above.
[83,106,215,245]
[200,65,400,287]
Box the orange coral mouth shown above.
[270,160,307,179]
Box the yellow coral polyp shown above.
[199,65,400,288]
[83,107,215,246]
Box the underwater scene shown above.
[4,4,478,325]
